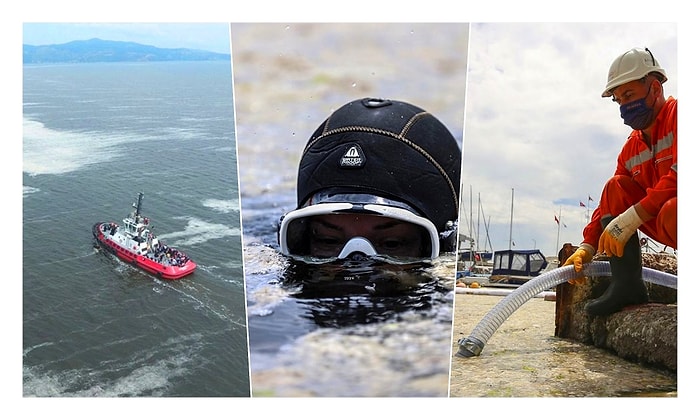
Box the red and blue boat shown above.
[93,192,197,280]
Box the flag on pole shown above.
[588,195,594,201]
[579,201,586,207]
[555,215,559,225]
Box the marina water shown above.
[23,61,250,397]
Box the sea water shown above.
[22,61,250,397]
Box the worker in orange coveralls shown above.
[564,47,677,316]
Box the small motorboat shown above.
[93,192,197,280]
[488,249,552,286]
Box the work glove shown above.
[598,206,643,257]
[562,243,595,285]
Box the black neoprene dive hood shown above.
[295,97,462,252]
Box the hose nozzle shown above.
[455,337,484,358]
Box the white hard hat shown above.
[602,47,667,97]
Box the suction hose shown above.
[455,261,677,358]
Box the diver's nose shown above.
[338,237,377,260]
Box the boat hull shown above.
[93,222,196,280]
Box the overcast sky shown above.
[461,22,677,256]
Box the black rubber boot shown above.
[585,224,648,316]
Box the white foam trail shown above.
[202,198,240,214]
[22,341,54,357]
[23,185,40,197]
[23,334,203,397]
[22,118,154,176]
[157,217,240,247]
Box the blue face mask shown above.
[619,86,656,130]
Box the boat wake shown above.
[153,279,246,327]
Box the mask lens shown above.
[278,203,439,261]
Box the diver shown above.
[277,97,462,293]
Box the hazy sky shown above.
[22,23,231,54]
[462,22,678,256]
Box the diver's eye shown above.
[308,229,346,257]
[375,237,423,257]
[310,227,342,244]
[378,238,405,251]
[316,236,344,247]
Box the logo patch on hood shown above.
[339,143,366,168]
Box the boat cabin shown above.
[489,249,549,285]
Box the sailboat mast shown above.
[469,185,474,264]
[556,206,562,254]
[469,185,473,244]
[508,188,514,250]
[476,192,482,256]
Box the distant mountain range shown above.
[23,38,231,64]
